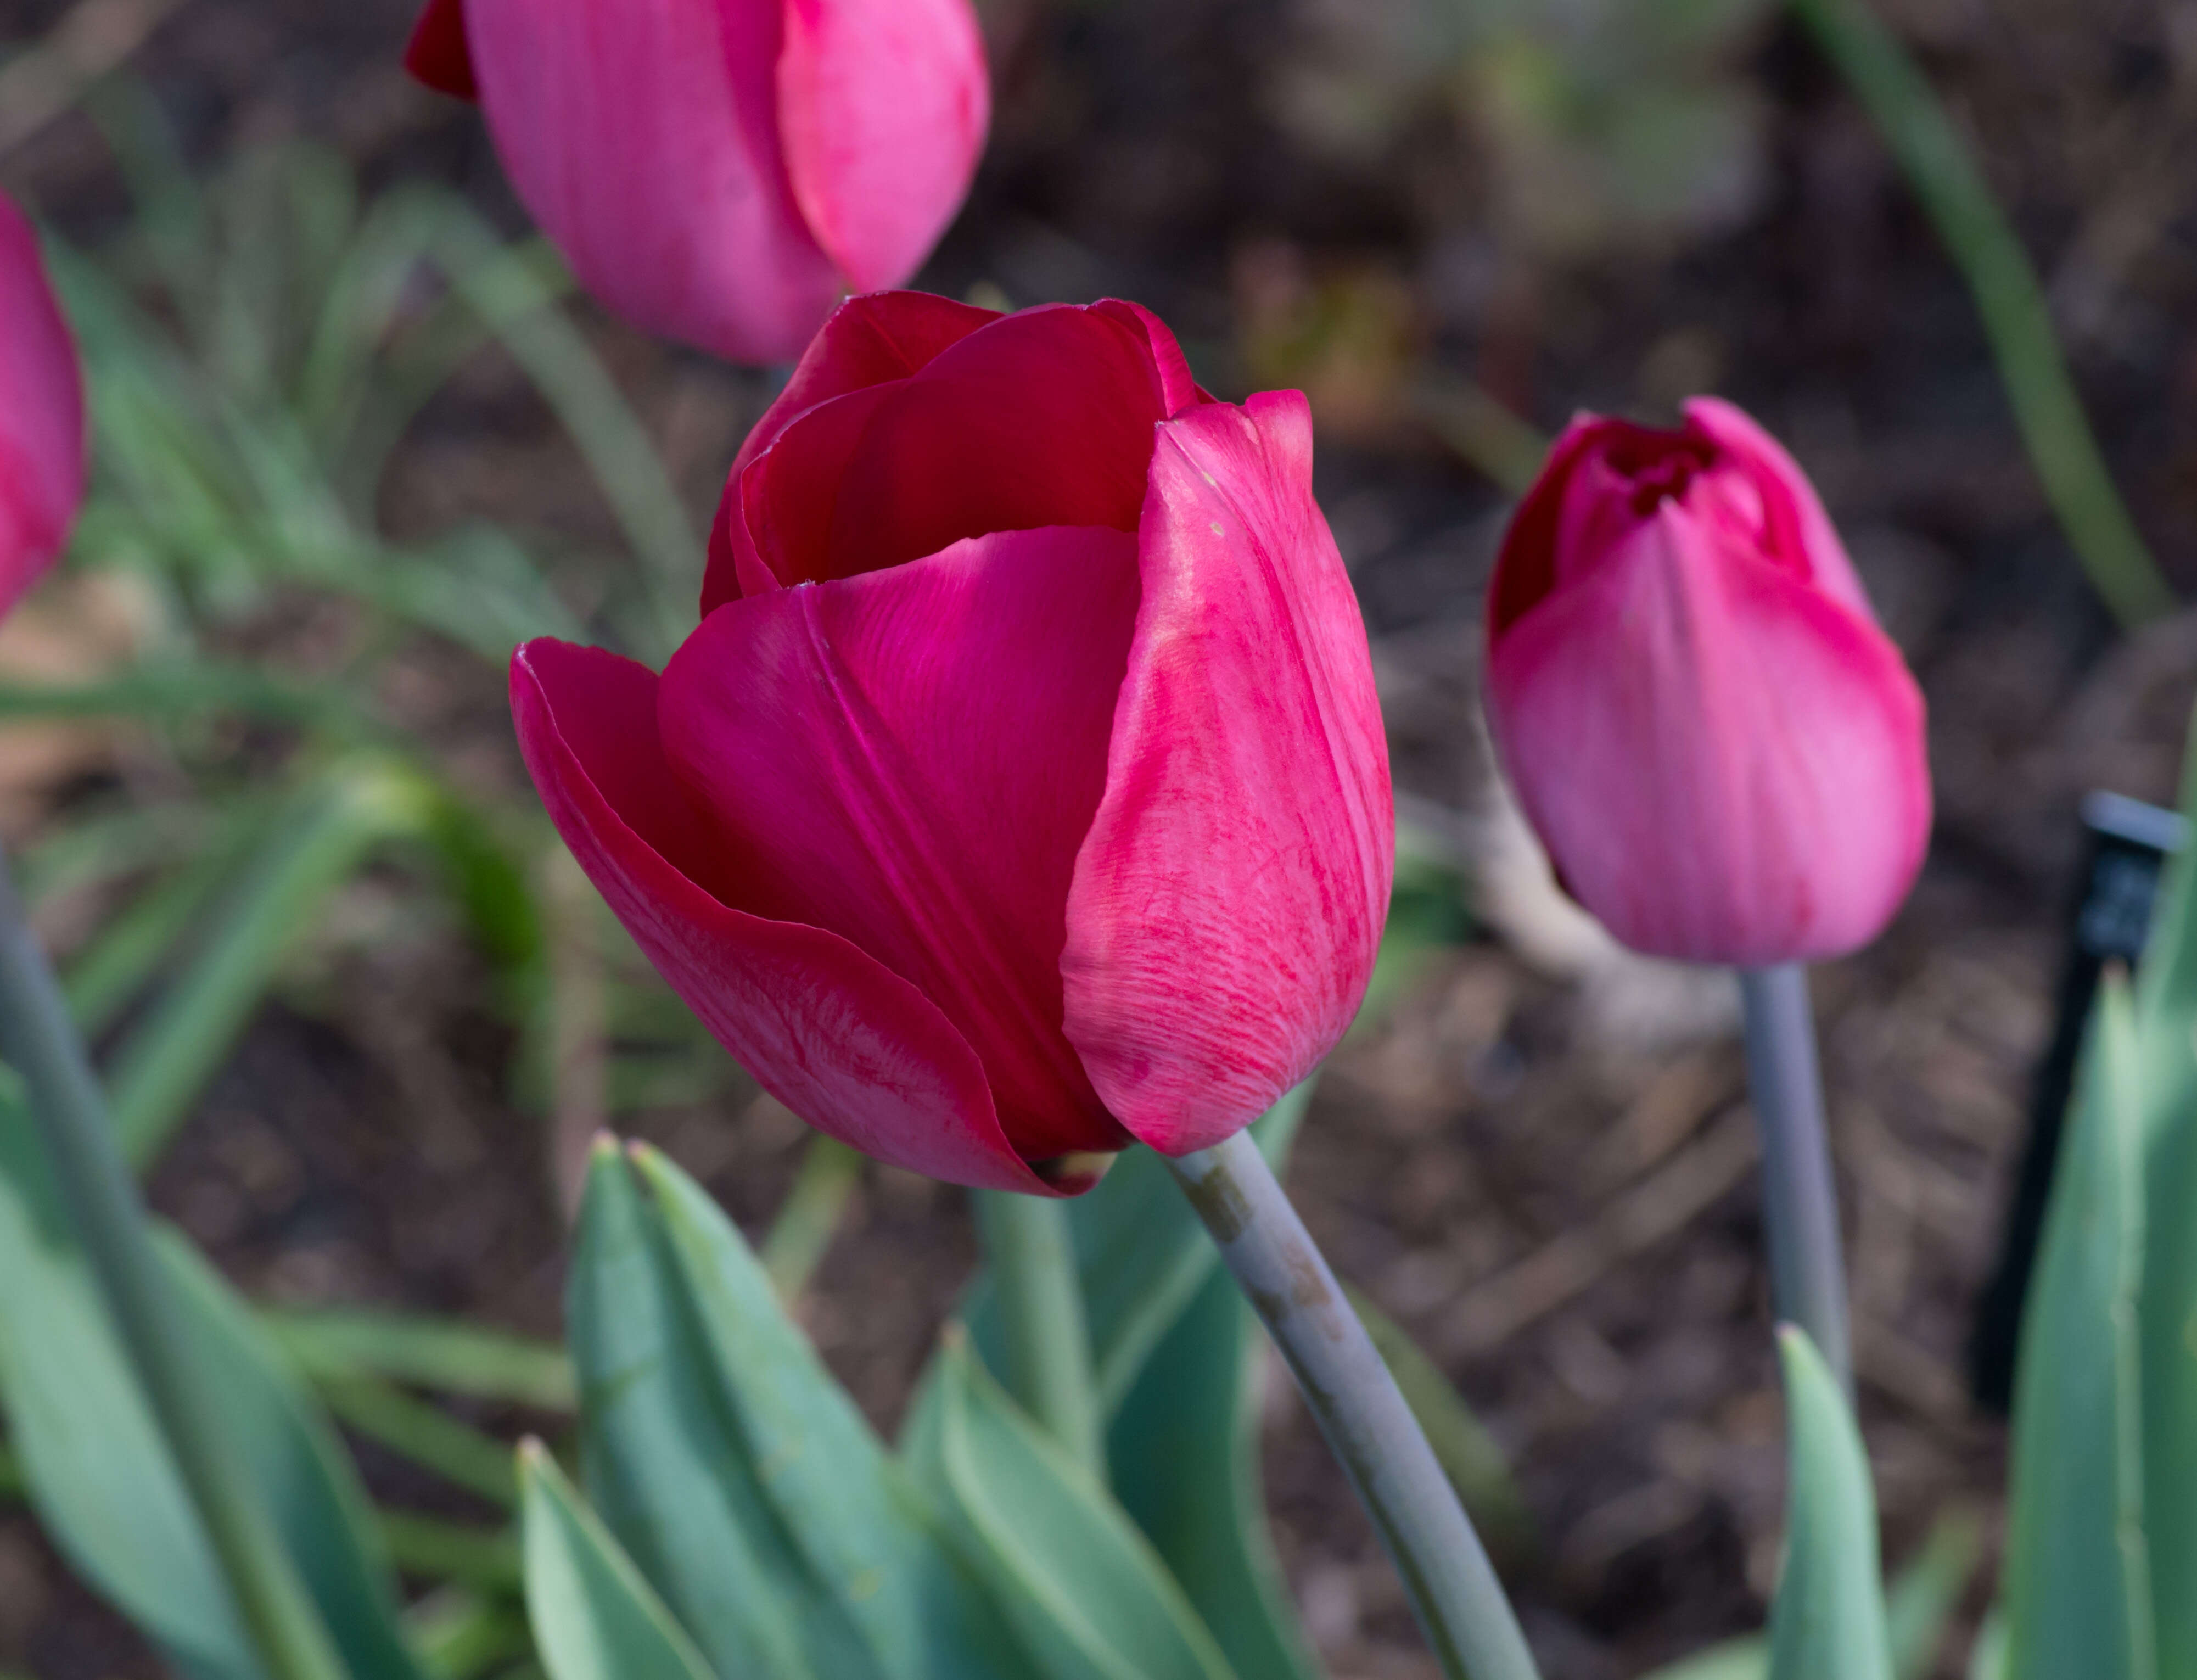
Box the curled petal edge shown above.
[511,640,1072,1195]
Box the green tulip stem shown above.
[1739,964,1854,1399]
[0,847,351,1680]
[973,1188,1105,1480]
[1167,1129,1541,1680]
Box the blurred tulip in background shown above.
[405,0,990,362]
[1483,397,1930,965]
[514,292,1394,1192]
[0,192,83,619]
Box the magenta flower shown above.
[404,0,989,364]
[0,192,84,619]
[1484,397,1930,966]
[514,292,1393,1192]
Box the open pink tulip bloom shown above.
[0,192,85,619]
[405,0,989,364]
[514,293,1393,1193]
[1484,398,1930,966]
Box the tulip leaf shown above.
[963,1080,1314,1420]
[951,1086,1324,1678]
[520,1444,716,1680]
[1885,1509,1984,1680]
[568,1139,1023,1680]
[2133,742,2197,1680]
[2003,972,2154,1680]
[0,1083,423,1680]
[1637,1508,1980,1680]
[1767,1328,1892,1680]
[109,757,435,1171]
[259,1307,575,1412]
[1640,1641,1769,1680]
[906,1332,1239,1680]
[1967,1613,2007,1680]
[1107,1268,1323,1680]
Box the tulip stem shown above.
[973,1189,1105,1481]
[1739,964,1854,1399]
[0,846,351,1680]
[1168,1130,1540,1680]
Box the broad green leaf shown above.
[2004,975,2153,1680]
[907,1332,1238,1680]
[965,1082,1314,1419]
[155,1234,425,1680]
[521,1445,715,1680]
[570,1141,1022,1680]
[1768,1329,1892,1680]
[0,1086,423,1680]
[1639,1508,1980,1680]
[1108,1270,1322,1680]
[2134,736,2197,1679]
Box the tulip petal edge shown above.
[1062,390,1395,1155]
[511,639,1072,1194]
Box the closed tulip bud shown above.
[514,293,1393,1192]
[403,0,989,364]
[1483,398,1930,966]
[0,193,85,619]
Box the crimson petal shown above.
[0,194,84,618]
[512,639,1055,1192]
[1063,391,1393,1154]
[658,525,1140,1163]
[816,304,1172,580]
[704,290,1000,613]
[402,0,477,99]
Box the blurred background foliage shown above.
[0,0,2193,1673]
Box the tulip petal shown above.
[705,290,1001,612]
[776,0,989,295]
[463,0,842,363]
[1483,506,1930,964]
[816,304,1170,579]
[1685,396,1874,620]
[0,195,84,618]
[723,383,895,601]
[658,526,1140,1163]
[732,292,1001,480]
[1062,390,1393,1155]
[513,639,1060,1192]
[402,0,478,100]
[1487,413,1609,636]
[1086,299,1206,416]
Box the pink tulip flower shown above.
[404,0,990,364]
[0,192,85,619]
[514,292,1393,1192]
[1483,397,1930,966]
